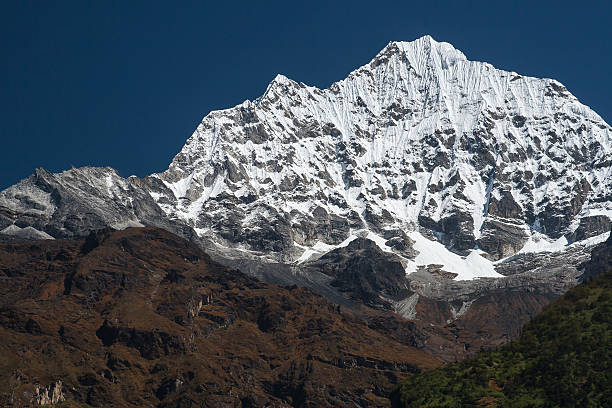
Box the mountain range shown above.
[1,35,611,368]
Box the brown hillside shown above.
[0,227,440,407]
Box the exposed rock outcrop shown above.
[34,380,65,406]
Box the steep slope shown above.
[0,167,197,242]
[390,233,612,407]
[0,227,440,407]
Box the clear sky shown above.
[1,0,610,189]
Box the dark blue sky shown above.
[2,0,610,189]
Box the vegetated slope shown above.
[390,233,612,408]
[0,227,440,407]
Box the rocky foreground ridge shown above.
[0,227,442,407]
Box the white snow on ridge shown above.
[295,230,398,264]
[294,229,611,281]
[164,174,194,200]
[573,231,611,248]
[518,233,569,255]
[295,234,359,264]
[365,231,395,253]
[406,231,502,280]
[295,228,503,280]
[518,231,610,255]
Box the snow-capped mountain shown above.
[146,36,611,266]
[2,36,611,349]
[1,36,611,281]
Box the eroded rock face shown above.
[566,215,611,243]
[579,232,612,281]
[305,238,411,310]
[34,380,65,406]
[477,218,529,260]
[0,167,199,243]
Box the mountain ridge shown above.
[1,37,610,360]
[144,35,611,268]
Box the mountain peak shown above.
[370,36,467,72]
[259,73,296,102]
[150,34,611,271]
[270,73,292,84]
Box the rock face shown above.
[0,227,441,407]
[305,238,412,310]
[579,231,612,281]
[0,167,198,243]
[566,215,611,243]
[34,380,65,406]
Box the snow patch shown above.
[295,234,358,264]
[570,231,610,248]
[517,231,609,255]
[518,233,569,254]
[407,231,503,281]
[364,231,395,253]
